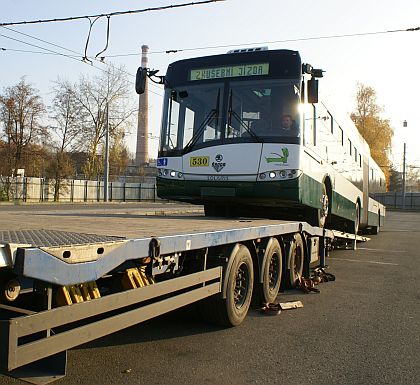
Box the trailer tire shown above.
[202,244,254,327]
[285,233,304,289]
[260,239,282,304]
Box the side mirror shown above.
[307,78,319,104]
[135,67,147,94]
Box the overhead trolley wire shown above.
[0,0,226,27]
[103,25,420,57]
[0,27,164,96]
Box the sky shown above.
[1,0,419,172]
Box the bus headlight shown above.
[158,169,184,180]
[258,169,302,181]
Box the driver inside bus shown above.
[246,111,299,137]
[279,113,299,136]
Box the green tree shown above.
[388,165,402,192]
[109,128,129,178]
[350,83,393,186]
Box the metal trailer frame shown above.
[1,268,221,384]
[0,221,338,384]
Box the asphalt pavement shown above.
[0,207,419,385]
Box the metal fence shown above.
[373,192,420,210]
[0,177,158,203]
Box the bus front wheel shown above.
[307,184,329,228]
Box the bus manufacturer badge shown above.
[212,154,226,172]
[265,148,289,164]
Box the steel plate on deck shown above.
[0,230,125,247]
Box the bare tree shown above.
[49,79,83,200]
[0,78,47,199]
[72,64,135,179]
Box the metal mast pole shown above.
[402,120,407,209]
[104,102,109,202]
[402,142,406,209]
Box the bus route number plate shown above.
[190,156,209,167]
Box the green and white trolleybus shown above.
[137,48,385,233]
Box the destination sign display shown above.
[189,63,269,81]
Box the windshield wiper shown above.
[228,91,263,143]
[183,90,221,154]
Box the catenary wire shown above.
[0,26,164,93]
[0,33,164,97]
[0,0,226,27]
[103,26,420,57]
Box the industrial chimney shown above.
[135,45,149,166]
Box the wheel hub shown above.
[234,263,249,309]
[268,254,280,290]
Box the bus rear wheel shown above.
[371,210,380,235]
[350,202,360,234]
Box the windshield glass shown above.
[227,79,300,140]
[159,79,300,154]
[160,84,224,153]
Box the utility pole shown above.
[135,45,149,167]
[402,120,407,209]
[104,101,109,202]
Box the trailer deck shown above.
[0,209,368,384]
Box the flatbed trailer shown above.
[0,217,362,384]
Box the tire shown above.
[350,202,360,234]
[307,183,329,228]
[204,203,234,217]
[285,233,305,289]
[260,239,283,304]
[201,244,254,327]
[371,210,380,235]
[204,203,220,217]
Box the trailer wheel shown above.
[285,233,304,288]
[202,245,254,327]
[260,239,283,304]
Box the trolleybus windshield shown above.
[159,78,301,154]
